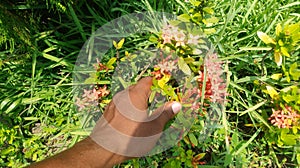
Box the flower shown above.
[94,58,109,71]
[269,106,300,128]
[174,30,186,47]
[187,34,200,45]
[75,85,110,111]
[161,24,186,46]
[198,53,226,104]
[152,55,178,79]
[162,24,176,44]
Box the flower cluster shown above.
[93,58,109,71]
[151,55,177,80]
[198,53,226,104]
[161,24,200,46]
[75,85,110,111]
[269,105,300,128]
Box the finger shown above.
[128,77,153,110]
[130,77,153,99]
[151,102,181,126]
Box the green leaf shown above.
[281,133,297,146]
[118,77,130,88]
[178,57,191,75]
[282,95,296,103]
[204,28,216,34]
[274,52,282,66]
[280,47,290,57]
[239,100,267,116]
[289,62,300,80]
[106,57,116,69]
[149,35,158,42]
[257,31,276,45]
[270,73,282,80]
[265,85,279,100]
[42,53,73,67]
[0,98,11,110]
[203,7,214,14]
[177,14,191,22]
[188,133,198,146]
[239,47,272,51]
[275,24,282,36]
[5,98,21,114]
[224,154,233,166]
[204,17,219,24]
[158,75,170,88]
[190,0,201,7]
[113,38,125,49]
[149,91,156,103]
[118,38,125,49]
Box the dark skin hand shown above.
[28,77,181,168]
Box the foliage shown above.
[0,0,300,167]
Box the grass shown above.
[0,0,299,167]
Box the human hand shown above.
[90,76,182,158]
[28,77,181,168]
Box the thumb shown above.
[151,102,182,126]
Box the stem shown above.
[261,49,273,76]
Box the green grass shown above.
[0,0,299,167]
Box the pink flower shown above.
[161,24,186,46]
[174,30,186,47]
[162,24,176,44]
[187,34,200,45]
[75,86,110,111]
[269,106,300,128]
[203,53,226,103]
[75,97,86,111]
[82,89,99,102]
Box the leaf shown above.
[289,62,300,80]
[224,154,233,166]
[188,133,198,146]
[177,14,191,22]
[282,95,296,103]
[113,40,117,48]
[190,0,201,7]
[118,77,130,88]
[281,132,297,145]
[274,52,282,66]
[280,47,290,57]
[113,38,125,49]
[193,153,206,161]
[239,100,267,116]
[149,35,158,42]
[178,57,191,75]
[285,22,300,36]
[204,17,219,24]
[157,74,170,88]
[5,98,21,114]
[149,91,156,103]
[266,85,278,100]
[257,31,276,45]
[184,57,195,64]
[117,38,125,49]
[106,57,116,69]
[239,47,272,51]
[0,98,11,110]
[270,73,282,80]
[204,28,216,34]
[203,7,214,14]
[275,23,282,36]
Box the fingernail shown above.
[171,102,182,114]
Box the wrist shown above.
[77,137,129,168]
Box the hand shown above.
[90,77,182,157]
[28,77,181,168]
